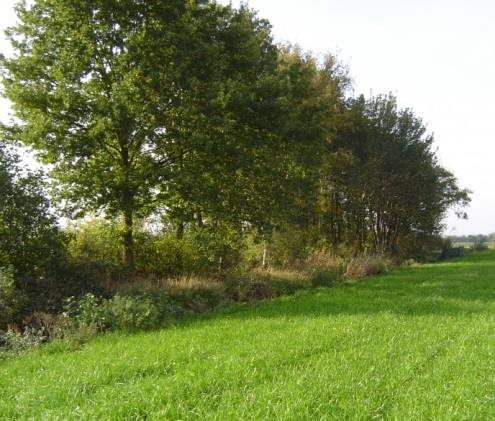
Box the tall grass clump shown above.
[344,255,390,279]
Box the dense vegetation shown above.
[0,1,469,336]
[2,250,495,419]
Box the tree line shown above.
[0,0,469,284]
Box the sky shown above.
[0,0,494,235]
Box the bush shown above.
[166,288,224,314]
[67,218,223,277]
[102,294,160,331]
[267,227,316,268]
[0,326,46,352]
[19,260,107,318]
[402,258,419,267]
[67,219,121,269]
[310,268,339,287]
[345,255,390,279]
[0,267,23,329]
[0,146,67,287]
[62,293,109,331]
[268,273,308,296]
[62,292,164,333]
[23,312,60,340]
[305,249,339,268]
[136,234,207,277]
[472,242,488,252]
[224,273,273,302]
[59,323,99,351]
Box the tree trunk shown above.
[262,239,268,269]
[196,208,204,228]
[218,254,224,272]
[176,222,184,240]
[122,209,134,272]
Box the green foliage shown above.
[0,267,22,329]
[62,294,108,331]
[0,144,78,323]
[67,219,121,269]
[0,0,472,342]
[267,226,319,268]
[320,94,470,255]
[0,145,65,280]
[136,232,211,277]
[1,0,289,269]
[310,268,339,287]
[62,292,175,333]
[21,260,107,317]
[102,294,160,331]
[0,326,46,353]
[67,218,231,276]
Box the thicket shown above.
[0,0,470,348]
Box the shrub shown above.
[19,260,107,318]
[472,242,488,252]
[102,294,160,331]
[67,219,121,269]
[345,255,390,279]
[166,288,224,314]
[0,326,46,352]
[60,323,99,351]
[224,273,276,302]
[67,218,222,277]
[402,258,419,267]
[0,146,67,289]
[0,267,23,329]
[62,293,109,331]
[267,226,316,268]
[62,292,163,333]
[135,234,206,277]
[304,249,346,274]
[268,272,308,295]
[23,312,60,340]
[310,268,339,287]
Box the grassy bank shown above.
[1,251,495,419]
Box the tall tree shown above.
[1,0,280,270]
[158,48,348,254]
[0,143,63,279]
[321,94,470,254]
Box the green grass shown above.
[3,251,495,419]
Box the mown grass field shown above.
[2,251,495,420]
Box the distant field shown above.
[2,252,495,419]
[452,241,495,249]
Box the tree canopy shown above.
[0,144,63,279]
[1,0,290,269]
[1,0,470,272]
[319,94,470,255]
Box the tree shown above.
[0,143,63,280]
[163,47,350,266]
[321,94,470,255]
[1,0,280,271]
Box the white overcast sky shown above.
[1,0,493,235]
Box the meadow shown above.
[2,251,495,420]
